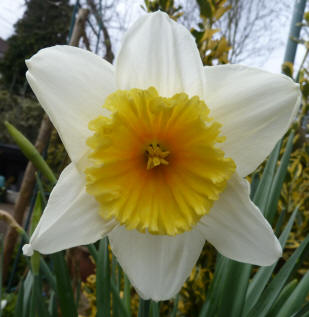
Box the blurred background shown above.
[0,1,308,316]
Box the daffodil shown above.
[22,12,300,301]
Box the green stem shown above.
[5,121,57,185]
[171,294,179,317]
[124,274,131,316]
[96,238,110,317]
[87,243,98,262]
[40,258,56,290]
[111,280,130,317]
[138,299,150,317]
[29,274,39,317]
[31,251,40,275]
[51,252,77,317]
[35,172,47,206]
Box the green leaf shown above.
[14,281,24,317]
[23,271,33,316]
[275,208,287,236]
[249,173,260,199]
[40,258,56,291]
[199,255,227,317]
[244,207,299,314]
[282,61,294,78]
[267,279,298,316]
[111,254,119,316]
[35,172,47,206]
[111,280,130,317]
[96,238,111,317]
[30,193,43,236]
[150,301,160,317]
[37,276,51,317]
[138,299,150,317]
[276,270,309,317]
[124,274,131,317]
[5,121,57,184]
[217,260,251,317]
[117,261,122,293]
[51,252,77,317]
[29,274,40,317]
[75,278,81,309]
[171,294,179,317]
[264,132,294,224]
[197,0,213,18]
[31,251,40,275]
[112,254,118,288]
[253,140,282,213]
[292,302,309,317]
[247,234,309,317]
[87,243,98,262]
[48,291,57,317]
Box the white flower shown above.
[22,12,300,301]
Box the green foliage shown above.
[51,252,78,317]
[0,0,72,94]
[192,0,231,65]
[144,0,231,66]
[0,89,43,144]
[0,87,67,179]
[46,129,68,178]
[96,238,111,317]
[282,61,294,77]
[1,292,17,317]
[198,138,309,317]
[143,0,183,19]
[5,122,56,184]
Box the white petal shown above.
[197,173,282,266]
[116,11,205,98]
[204,64,301,177]
[26,45,115,164]
[108,226,205,301]
[23,163,116,256]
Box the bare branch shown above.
[87,0,114,63]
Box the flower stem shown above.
[138,299,150,317]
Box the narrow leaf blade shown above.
[267,279,298,316]
[244,207,299,314]
[96,238,110,317]
[277,269,309,317]
[264,132,294,224]
[5,121,57,184]
[51,252,77,317]
[247,235,309,317]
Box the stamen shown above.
[146,143,170,170]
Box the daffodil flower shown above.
[22,12,301,301]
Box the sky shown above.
[0,0,25,39]
[0,0,306,74]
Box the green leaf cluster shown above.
[197,133,309,317]
[0,89,43,144]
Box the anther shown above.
[145,143,169,170]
